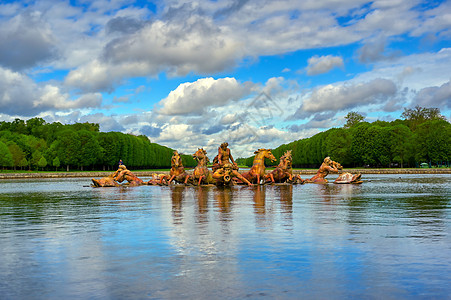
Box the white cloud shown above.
[306,55,344,75]
[296,78,397,115]
[0,67,102,116]
[413,80,451,109]
[158,77,252,115]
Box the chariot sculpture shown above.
[92,143,362,187]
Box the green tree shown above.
[38,156,47,171]
[0,141,13,169]
[78,130,101,171]
[31,150,43,170]
[19,157,28,170]
[7,142,26,170]
[55,129,81,171]
[390,124,414,167]
[414,119,451,164]
[53,156,61,171]
[344,111,365,128]
[401,106,446,131]
[326,128,352,166]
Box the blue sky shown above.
[0,0,450,157]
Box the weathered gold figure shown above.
[114,165,144,186]
[240,148,276,184]
[160,150,189,185]
[265,150,304,184]
[212,142,253,186]
[185,148,215,185]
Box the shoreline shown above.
[0,168,450,179]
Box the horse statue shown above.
[240,149,276,184]
[114,165,144,186]
[160,150,189,185]
[185,148,215,185]
[92,173,120,187]
[265,150,301,184]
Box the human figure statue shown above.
[305,157,340,184]
[212,142,252,186]
[91,172,120,187]
[114,165,144,186]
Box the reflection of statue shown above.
[212,142,253,186]
[170,185,185,225]
[185,148,215,185]
[114,165,144,186]
[305,157,340,184]
[214,186,233,215]
[160,150,189,185]
[240,149,276,184]
[253,185,266,215]
[91,173,120,187]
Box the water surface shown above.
[0,174,450,299]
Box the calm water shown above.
[0,174,450,299]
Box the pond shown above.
[0,174,450,299]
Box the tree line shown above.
[240,106,450,168]
[0,118,196,171]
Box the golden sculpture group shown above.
[92,142,362,187]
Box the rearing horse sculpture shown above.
[185,148,215,185]
[160,150,188,185]
[240,149,276,184]
[265,150,295,183]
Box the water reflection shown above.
[214,186,234,217]
[170,185,185,225]
[195,186,209,224]
[0,175,450,299]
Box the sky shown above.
[0,0,450,158]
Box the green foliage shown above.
[344,111,365,128]
[401,105,446,131]
[250,110,450,168]
[38,156,47,170]
[53,157,61,171]
[0,141,13,168]
[414,119,451,163]
[7,142,26,170]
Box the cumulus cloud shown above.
[140,124,163,138]
[413,80,451,109]
[0,67,102,116]
[158,77,252,115]
[0,11,57,70]
[105,16,146,35]
[293,78,397,118]
[358,37,401,63]
[79,113,125,132]
[306,55,344,75]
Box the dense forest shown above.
[0,118,196,171]
[240,107,451,168]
